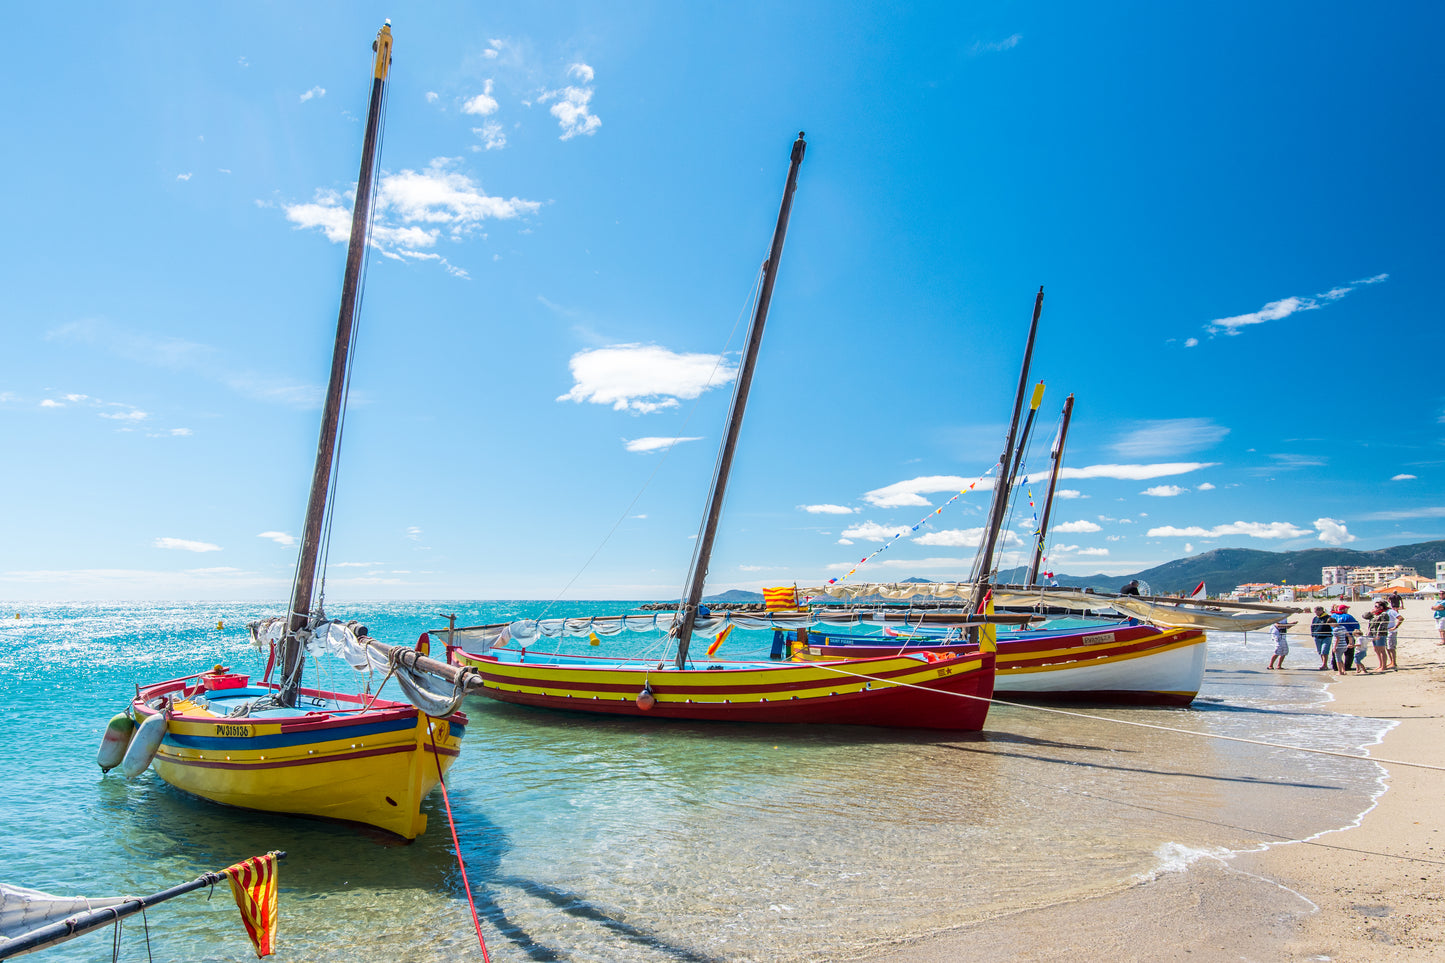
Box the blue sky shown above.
[3,2,1442,601]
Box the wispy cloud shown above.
[299,86,326,103]
[971,34,1022,54]
[1053,520,1101,533]
[1052,462,1217,482]
[176,172,193,182]
[1313,517,1356,545]
[558,344,737,414]
[538,63,601,140]
[405,526,422,541]
[282,157,541,277]
[426,91,439,104]
[473,122,507,151]
[860,463,1215,509]
[1204,274,1387,337]
[915,527,1021,548]
[1054,489,1084,499]
[839,521,911,543]
[154,537,221,552]
[1141,485,1186,497]
[623,435,702,453]
[1111,419,1229,458]
[1146,521,1309,539]
[258,531,297,546]
[800,504,858,515]
[1358,506,1445,521]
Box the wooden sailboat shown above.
[119,23,467,840]
[447,133,997,731]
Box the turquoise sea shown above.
[0,602,1390,962]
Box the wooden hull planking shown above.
[133,678,464,840]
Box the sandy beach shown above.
[873,596,1445,962]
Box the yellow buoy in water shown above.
[216,620,224,630]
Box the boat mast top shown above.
[1027,393,1074,585]
[673,132,807,669]
[278,22,392,706]
[971,287,1044,599]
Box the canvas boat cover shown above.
[1,883,127,956]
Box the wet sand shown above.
[867,597,1445,962]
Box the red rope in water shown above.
[429,721,489,961]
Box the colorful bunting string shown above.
[826,464,999,585]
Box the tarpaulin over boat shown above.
[445,609,995,653]
[0,883,126,955]
[801,582,1292,632]
[249,617,464,717]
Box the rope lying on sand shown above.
[808,662,1445,773]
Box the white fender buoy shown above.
[96,712,136,772]
[121,710,168,780]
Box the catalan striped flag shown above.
[223,851,280,957]
[762,586,799,611]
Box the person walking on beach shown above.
[1267,616,1295,669]
[1310,606,1335,669]
[1433,598,1445,645]
[1331,604,1359,675]
[1368,601,1391,671]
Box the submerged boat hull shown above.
[132,677,465,840]
[452,648,996,730]
[799,623,1207,706]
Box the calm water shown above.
[0,602,1389,962]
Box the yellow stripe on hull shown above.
[151,715,460,840]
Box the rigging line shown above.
[429,722,490,961]
[318,69,389,612]
[944,751,1445,868]
[535,263,768,625]
[799,661,1445,773]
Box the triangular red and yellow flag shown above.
[705,625,734,658]
[223,851,280,957]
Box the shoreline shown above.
[871,597,1444,962]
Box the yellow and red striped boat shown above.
[131,670,465,840]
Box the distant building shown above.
[1348,565,1418,586]
[1437,561,1445,583]
[1322,566,1350,586]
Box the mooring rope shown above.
[429,721,490,962]
[805,661,1445,773]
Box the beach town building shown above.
[1437,561,1445,583]
[1320,565,1419,586]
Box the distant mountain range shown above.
[705,540,1445,600]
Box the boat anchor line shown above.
[807,662,1445,774]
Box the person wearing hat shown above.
[1267,615,1296,669]
[1331,604,1361,675]
[1368,600,1391,671]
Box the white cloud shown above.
[623,435,702,453]
[1053,462,1216,481]
[176,173,192,181]
[1147,521,1309,540]
[1112,419,1229,458]
[915,527,1022,548]
[462,80,499,116]
[405,526,422,541]
[1205,275,1387,336]
[1141,485,1187,497]
[539,63,601,140]
[1106,535,1123,542]
[169,427,192,436]
[154,537,221,552]
[282,157,540,275]
[1196,482,1215,491]
[1313,517,1356,546]
[1183,543,1194,554]
[299,86,326,103]
[482,39,505,60]
[39,399,63,408]
[99,409,147,421]
[840,521,911,543]
[1184,338,1199,348]
[1391,474,1417,481]
[558,344,737,413]
[837,538,854,546]
[801,504,858,515]
[1054,489,1084,499]
[862,475,974,508]
[1053,546,1109,557]
[971,34,1022,53]
[425,91,439,103]
[1053,520,1101,533]
[738,565,765,572]
[257,531,297,546]
[473,122,506,151]
[1360,506,1445,520]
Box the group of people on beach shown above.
[1267,593,1420,675]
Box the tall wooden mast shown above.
[673,132,806,669]
[972,287,1044,595]
[1027,393,1074,585]
[278,22,393,706]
